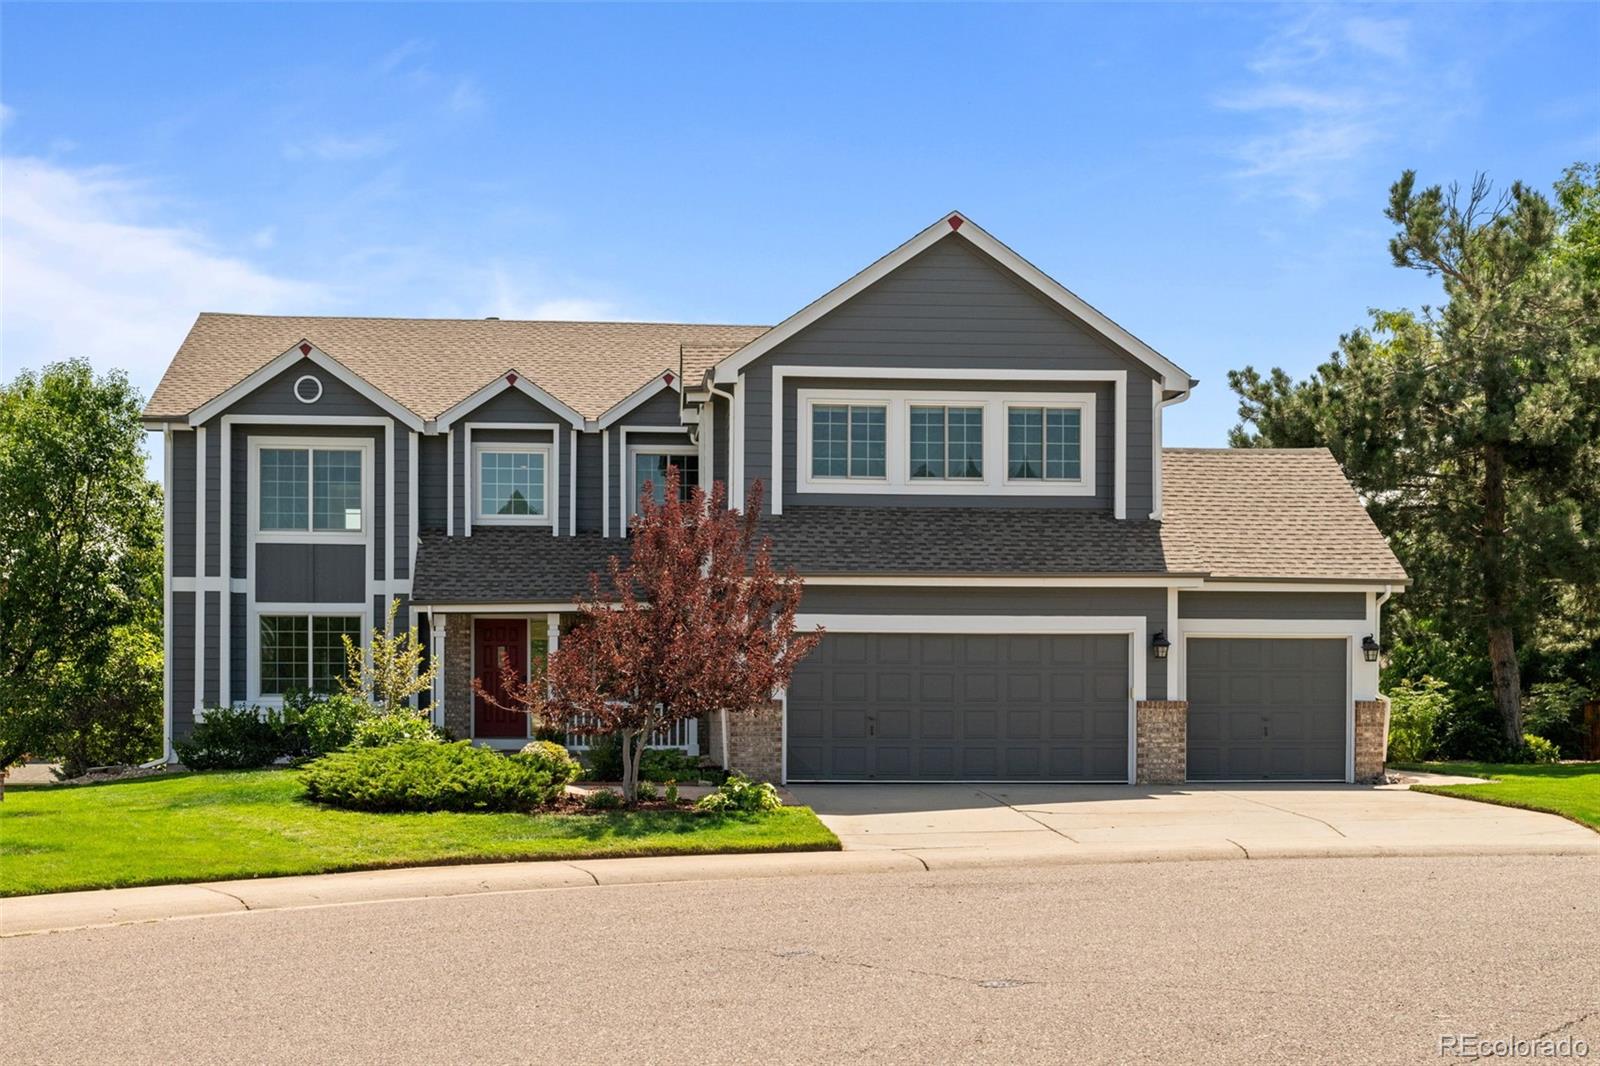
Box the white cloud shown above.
[1216,8,1464,205]
[481,266,620,321]
[282,132,396,162]
[0,156,322,396]
[0,102,14,128]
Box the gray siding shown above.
[170,430,196,578]
[222,362,392,419]
[393,431,411,580]
[205,427,222,577]
[1179,591,1366,621]
[419,435,448,531]
[797,585,1169,700]
[710,393,730,491]
[171,592,195,739]
[204,590,220,705]
[577,431,603,533]
[255,544,369,603]
[740,239,1158,516]
[230,592,246,704]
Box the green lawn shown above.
[1396,761,1600,832]
[0,769,840,897]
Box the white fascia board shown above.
[435,371,587,431]
[188,341,424,431]
[711,212,1190,389]
[802,575,1205,588]
[413,602,579,613]
[1192,580,1406,593]
[596,371,682,429]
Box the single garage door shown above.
[787,632,1130,781]
[1186,638,1346,781]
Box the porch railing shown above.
[564,717,698,756]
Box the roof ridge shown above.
[1163,446,1330,454]
[195,311,772,329]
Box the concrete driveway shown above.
[788,781,1600,863]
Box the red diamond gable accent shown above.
[663,372,674,385]
[299,342,312,356]
[948,215,964,231]
[505,372,517,385]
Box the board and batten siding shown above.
[738,239,1158,516]
[797,585,1170,701]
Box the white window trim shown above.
[626,444,700,515]
[1000,399,1093,488]
[795,387,1096,498]
[804,400,890,486]
[472,441,554,526]
[248,436,373,544]
[247,605,369,708]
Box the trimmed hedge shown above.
[300,741,576,812]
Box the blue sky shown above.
[2,2,1596,472]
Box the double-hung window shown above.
[259,614,362,696]
[632,451,699,508]
[259,446,364,532]
[909,405,983,479]
[477,447,548,521]
[1007,406,1084,482]
[810,404,886,479]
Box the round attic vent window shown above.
[293,374,323,404]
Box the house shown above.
[142,212,1408,785]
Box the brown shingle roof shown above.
[1160,448,1408,583]
[679,343,746,389]
[144,313,770,422]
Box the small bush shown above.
[350,713,442,748]
[283,692,371,755]
[300,741,566,812]
[664,782,680,805]
[1524,680,1592,758]
[695,773,782,814]
[635,780,659,801]
[1519,734,1561,765]
[1385,677,1450,763]
[584,788,624,810]
[641,747,702,783]
[516,740,582,788]
[175,706,288,770]
[580,733,623,780]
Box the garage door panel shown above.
[789,632,1130,781]
[1187,638,1346,781]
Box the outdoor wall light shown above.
[1151,631,1171,659]
[1362,635,1382,663]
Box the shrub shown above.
[1432,690,1512,761]
[1519,734,1561,765]
[635,780,659,801]
[283,692,372,756]
[349,713,442,748]
[300,741,565,812]
[694,773,782,814]
[175,706,288,770]
[641,747,702,783]
[1523,680,1592,758]
[665,781,680,805]
[516,740,582,788]
[584,787,624,810]
[1385,677,1450,763]
[581,733,623,780]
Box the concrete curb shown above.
[5,836,1598,938]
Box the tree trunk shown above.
[621,728,642,802]
[1480,442,1524,745]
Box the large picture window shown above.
[1007,406,1083,481]
[258,446,363,532]
[909,405,983,479]
[811,403,887,479]
[478,448,547,519]
[259,614,362,696]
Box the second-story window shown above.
[259,447,363,532]
[478,448,547,520]
[811,403,886,479]
[633,451,698,508]
[909,405,984,479]
[1007,406,1084,481]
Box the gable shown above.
[203,359,392,421]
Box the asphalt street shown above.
[4,854,1598,1065]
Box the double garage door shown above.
[787,632,1131,781]
[786,632,1349,782]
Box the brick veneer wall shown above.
[1354,699,1388,783]
[443,619,474,740]
[1136,700,1188,785]
[725,701,783,783]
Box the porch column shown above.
[431,613,448,728]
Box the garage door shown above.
[786,632,1130,781]
[1186,638,1346,781]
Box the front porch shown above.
[424,609,699,756]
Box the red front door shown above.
[474,618,529,739]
